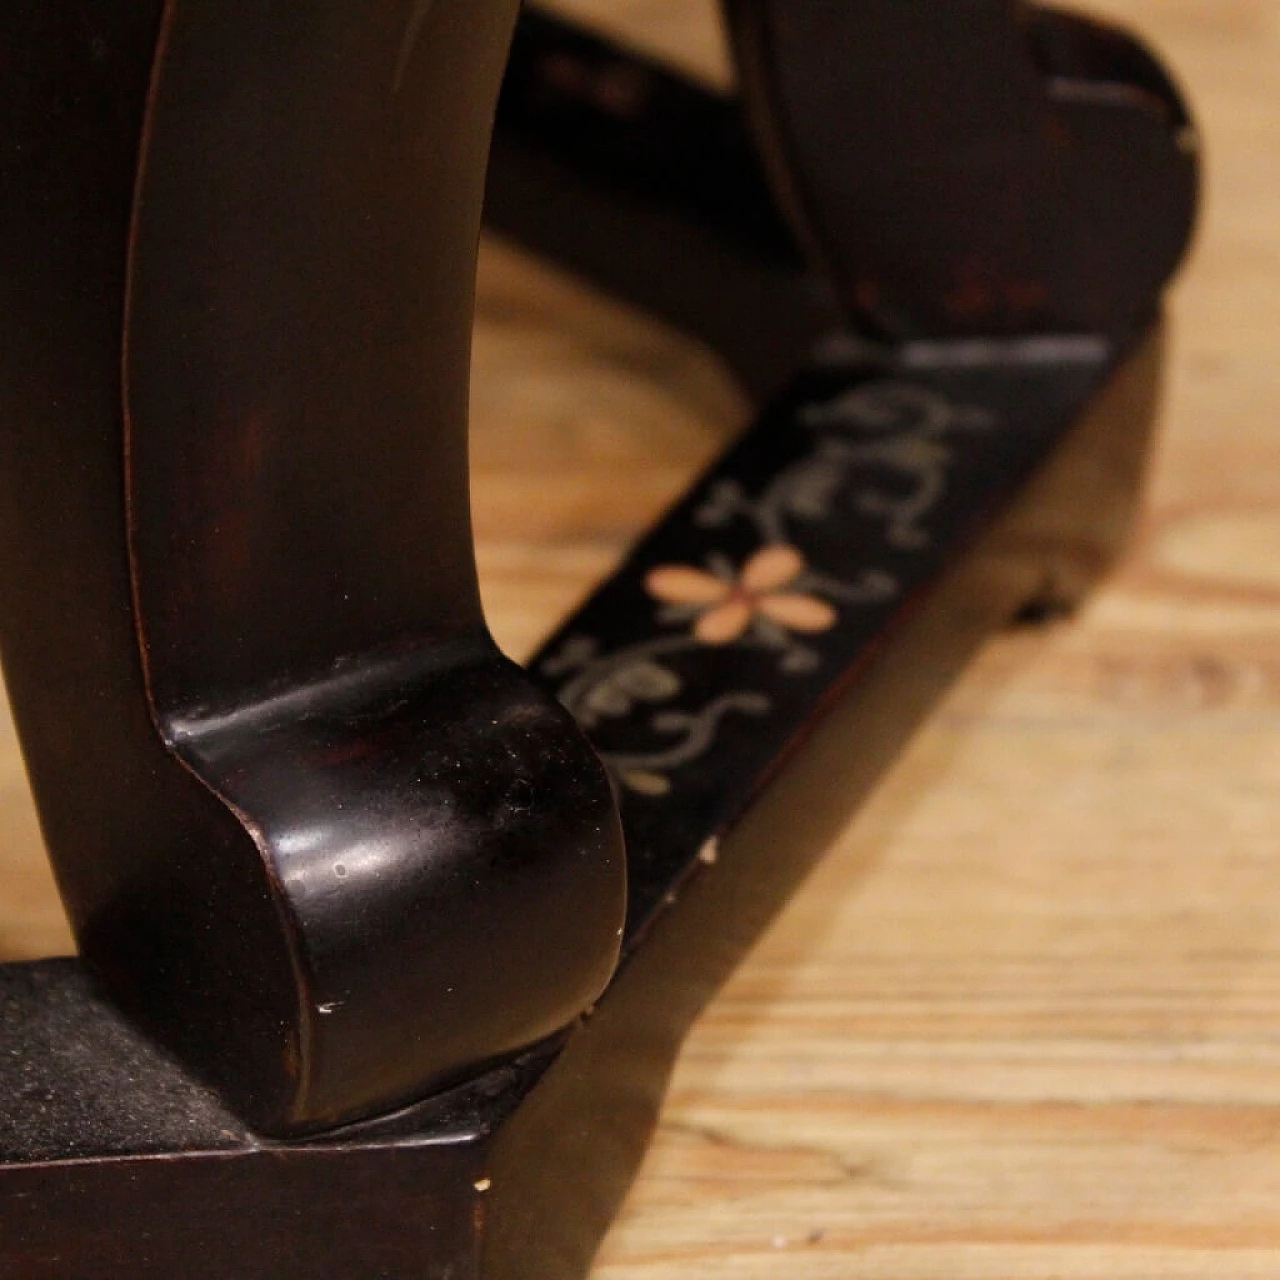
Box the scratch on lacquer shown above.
[393,0,435,92]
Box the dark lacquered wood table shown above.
[3,1,1279,1275]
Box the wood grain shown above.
[4,2,1280,1274]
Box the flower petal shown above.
[694,599,753,645]
[645,565,730,606]
[759,593,837,633]
[741,545,805,594]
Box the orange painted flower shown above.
[645,546,837,646]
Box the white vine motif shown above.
[604,694,773,798]
[697,381,993,549]
[543,381,995,796]
[553,635,697,732]
[544,628,777,798]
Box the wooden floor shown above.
[4,2,1280,1275]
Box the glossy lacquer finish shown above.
[486,7,841,395]
[0,0,624,1136]
[725,0,1199,340]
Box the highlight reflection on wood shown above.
[3,1,1279,1274]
